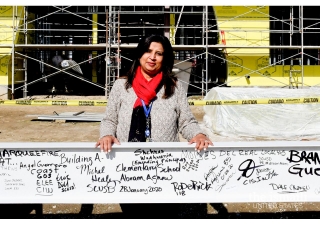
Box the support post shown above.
[23,6,28,98]
[164,6,170,39]
[300,6,304,89]
[205,5,208,95]
[11,6,16,100]
[105,8,109,98]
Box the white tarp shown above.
[203,87,320,140]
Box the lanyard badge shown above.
[140,99,153,142]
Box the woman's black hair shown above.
[125,34,177,99]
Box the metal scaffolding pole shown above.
[5,5,320,100]
[23,6,27,98]
[11,6,15,99]
[117,10,120,78]
[105,8,109,98]
[173,6,184,41]
[205,5,208,94]
[301,6,304,89]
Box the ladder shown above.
[288,6,303,89]
[14,56,28,98]
[289,57,302,89]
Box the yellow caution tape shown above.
[1,97,320,106]
[0,100,108,106]
[188,97,320,106]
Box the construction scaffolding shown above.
[1,6,320,100]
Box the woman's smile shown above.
[147,62,156,66]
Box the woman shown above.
[96,34,212,152]
[96,34,213,218]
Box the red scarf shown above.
[132,66,163,108]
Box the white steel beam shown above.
[0,141,320,203]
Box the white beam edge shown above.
[1,141,320,149]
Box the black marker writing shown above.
[237,159,263,181]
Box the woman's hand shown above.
[188,133,213,152]
[95,135,120,153]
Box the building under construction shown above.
[1,5,320,100]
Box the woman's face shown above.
[139,42,164,79]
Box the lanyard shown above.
[140,99,153,141]
[140,99,153,118]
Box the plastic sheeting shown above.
[203,87,320,140]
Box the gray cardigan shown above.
[99,78,205,142]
